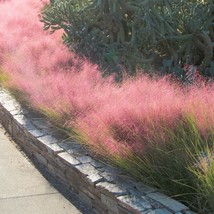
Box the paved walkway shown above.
[0,125,83,214]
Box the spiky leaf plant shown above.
[41,0,213,78]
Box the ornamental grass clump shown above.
[0,0,213,213]
[75,76,184,155]
[116,116,214,213]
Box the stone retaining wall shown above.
[0,88,194,214]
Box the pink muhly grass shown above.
[0,1,46,50]
[75,76,186,156]
[185,85,214,136]
[0,0,214,162]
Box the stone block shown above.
[13,115,29,125]
[37,135,58,145]
[117,206,133,214]
[99,165,119,174]
[0,112,10,126]
[31,118,52,129]
[101,172,118,183]
[65,140,83,150]
[29,139,47,152]
[101,193,119,214]
[183,211,196,214]
[7,121,13,134]
[87,173,104,184]
[13,115,35,131]
[27,140,40,153]
[45,143,64,155]
[93,200,109,214]
[47,161,66,180]
[147,209,173,214]
[11,122,19,136]
[64,142,88,157]
[147,193,188,213]
[66,169,86,191]
[81,188,99,201]
[34,153,48,166]
[15,128,28,144]
[117,195,152,212]
[28,128,47,138]
[76,155,93,164]
[55,156,67,169]
[0,93,12,103]
[57,152,80,166]
[2,100,17,111]
[135,183,158,194]
[96,182,128,196]
[78,191,93,209]
[47,162,56,175]
[75,163,100,177]
[91,159,105,168]
[10,108,28,116]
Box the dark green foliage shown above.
[41,0,214,78]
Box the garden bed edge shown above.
[0,88,194,214]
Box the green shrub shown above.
[41,0,213,78]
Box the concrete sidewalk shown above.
[0,125,83,214]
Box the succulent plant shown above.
[41,0,214,78]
